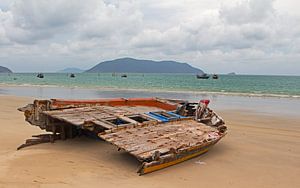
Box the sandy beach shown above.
[0,95,299,188]
[1,0,300,186]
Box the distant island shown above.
[227,72,236,75]
[85,57,203,73]
[0,66,12,73]
[58,68,84,73]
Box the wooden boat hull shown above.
[138,138,222,175]
[100,118,226,175]
[18,97,227,175]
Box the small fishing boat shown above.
[212,74,218,79]
[70,73,75,78]
[18,97,227,175]
[37,73,44,78]
[121,74,127,78]
[196,73,210,79]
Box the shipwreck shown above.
[18,97,227,175]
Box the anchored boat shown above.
[196,73,210,79]
[37,73,44,78]
[212,74,219,79]
[18,97,227,175]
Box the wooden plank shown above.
[43,105,165,133]
[91,120,115,129]
[100,120,220,160]
[101,121,208,144]
[126,131,206,159]
[135,135,208,159]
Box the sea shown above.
[0,73,299,98]
[1,73,300,116]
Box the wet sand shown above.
[0,95,299,188]
[1,85,300,117]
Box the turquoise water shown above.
[0,73,300,98]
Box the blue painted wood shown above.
[145,112,169,122]
[166,112,189,119]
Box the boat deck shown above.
[43,106,163,129]
[42,105,220,163]
[100,120,219,161]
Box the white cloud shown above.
[0,0,299,74]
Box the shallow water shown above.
[1,73,300,98]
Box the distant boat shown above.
[196,73,210,79]
[212,74,219,79]
[37,73,44,78]
[121,74,127,78]
[70,73,75,78]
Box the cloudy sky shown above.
[0,0,299,75]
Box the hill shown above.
[86,58,203,73]
[0,66,12,73]
[58,68,84,73]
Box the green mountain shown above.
[86,57,203,73]
[0,66,12,73]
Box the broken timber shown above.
[18,97,227,175]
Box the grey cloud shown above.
[0,0,299,75]
[240,24,269,40]
[78,1,143,40]
[11,1,82,29]
[220,0,275,24]
[1,0,90,44]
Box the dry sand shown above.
[0,95,299,188]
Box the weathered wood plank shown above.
[100,120,219,160]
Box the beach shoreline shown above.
[0,95,299,188]
[1,85,300,117]
[1,82,300,99]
